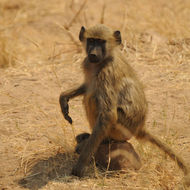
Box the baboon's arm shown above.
[59,84,86,124]
[60,84,86,100]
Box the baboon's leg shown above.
[72,116,113,177]
[109,141,142,170]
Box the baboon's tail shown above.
[137,130,189,175]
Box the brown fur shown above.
[59,25,189,186]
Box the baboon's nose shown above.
[88,54,100,63]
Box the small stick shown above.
[83,10,88,27]
[65,0,88,30]
[55,23,82,52]
[100,2,106,24]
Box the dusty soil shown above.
[0,0,190,189]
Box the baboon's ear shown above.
[113,30,121,45]
[79,26,85,42]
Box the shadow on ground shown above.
[18,152,77,190]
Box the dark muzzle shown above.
[88,54,100,63]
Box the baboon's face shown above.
[86,38,106,63]
[79,25,121,63]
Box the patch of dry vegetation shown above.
[0,33,16,68]
[0,0,190,189]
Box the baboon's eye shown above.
[96,39,106,44]
[87,38,106,44]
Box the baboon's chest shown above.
[83,92,98,130]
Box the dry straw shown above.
[0,0,190,189]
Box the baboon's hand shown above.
[76,133,90,143]
[60,96,73,124]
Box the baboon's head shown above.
[79,25,121,63]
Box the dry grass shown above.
[0,33,16,68]
[0,0,190,189]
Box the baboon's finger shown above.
[64,114,73,124]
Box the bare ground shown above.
[0,0,190,189]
